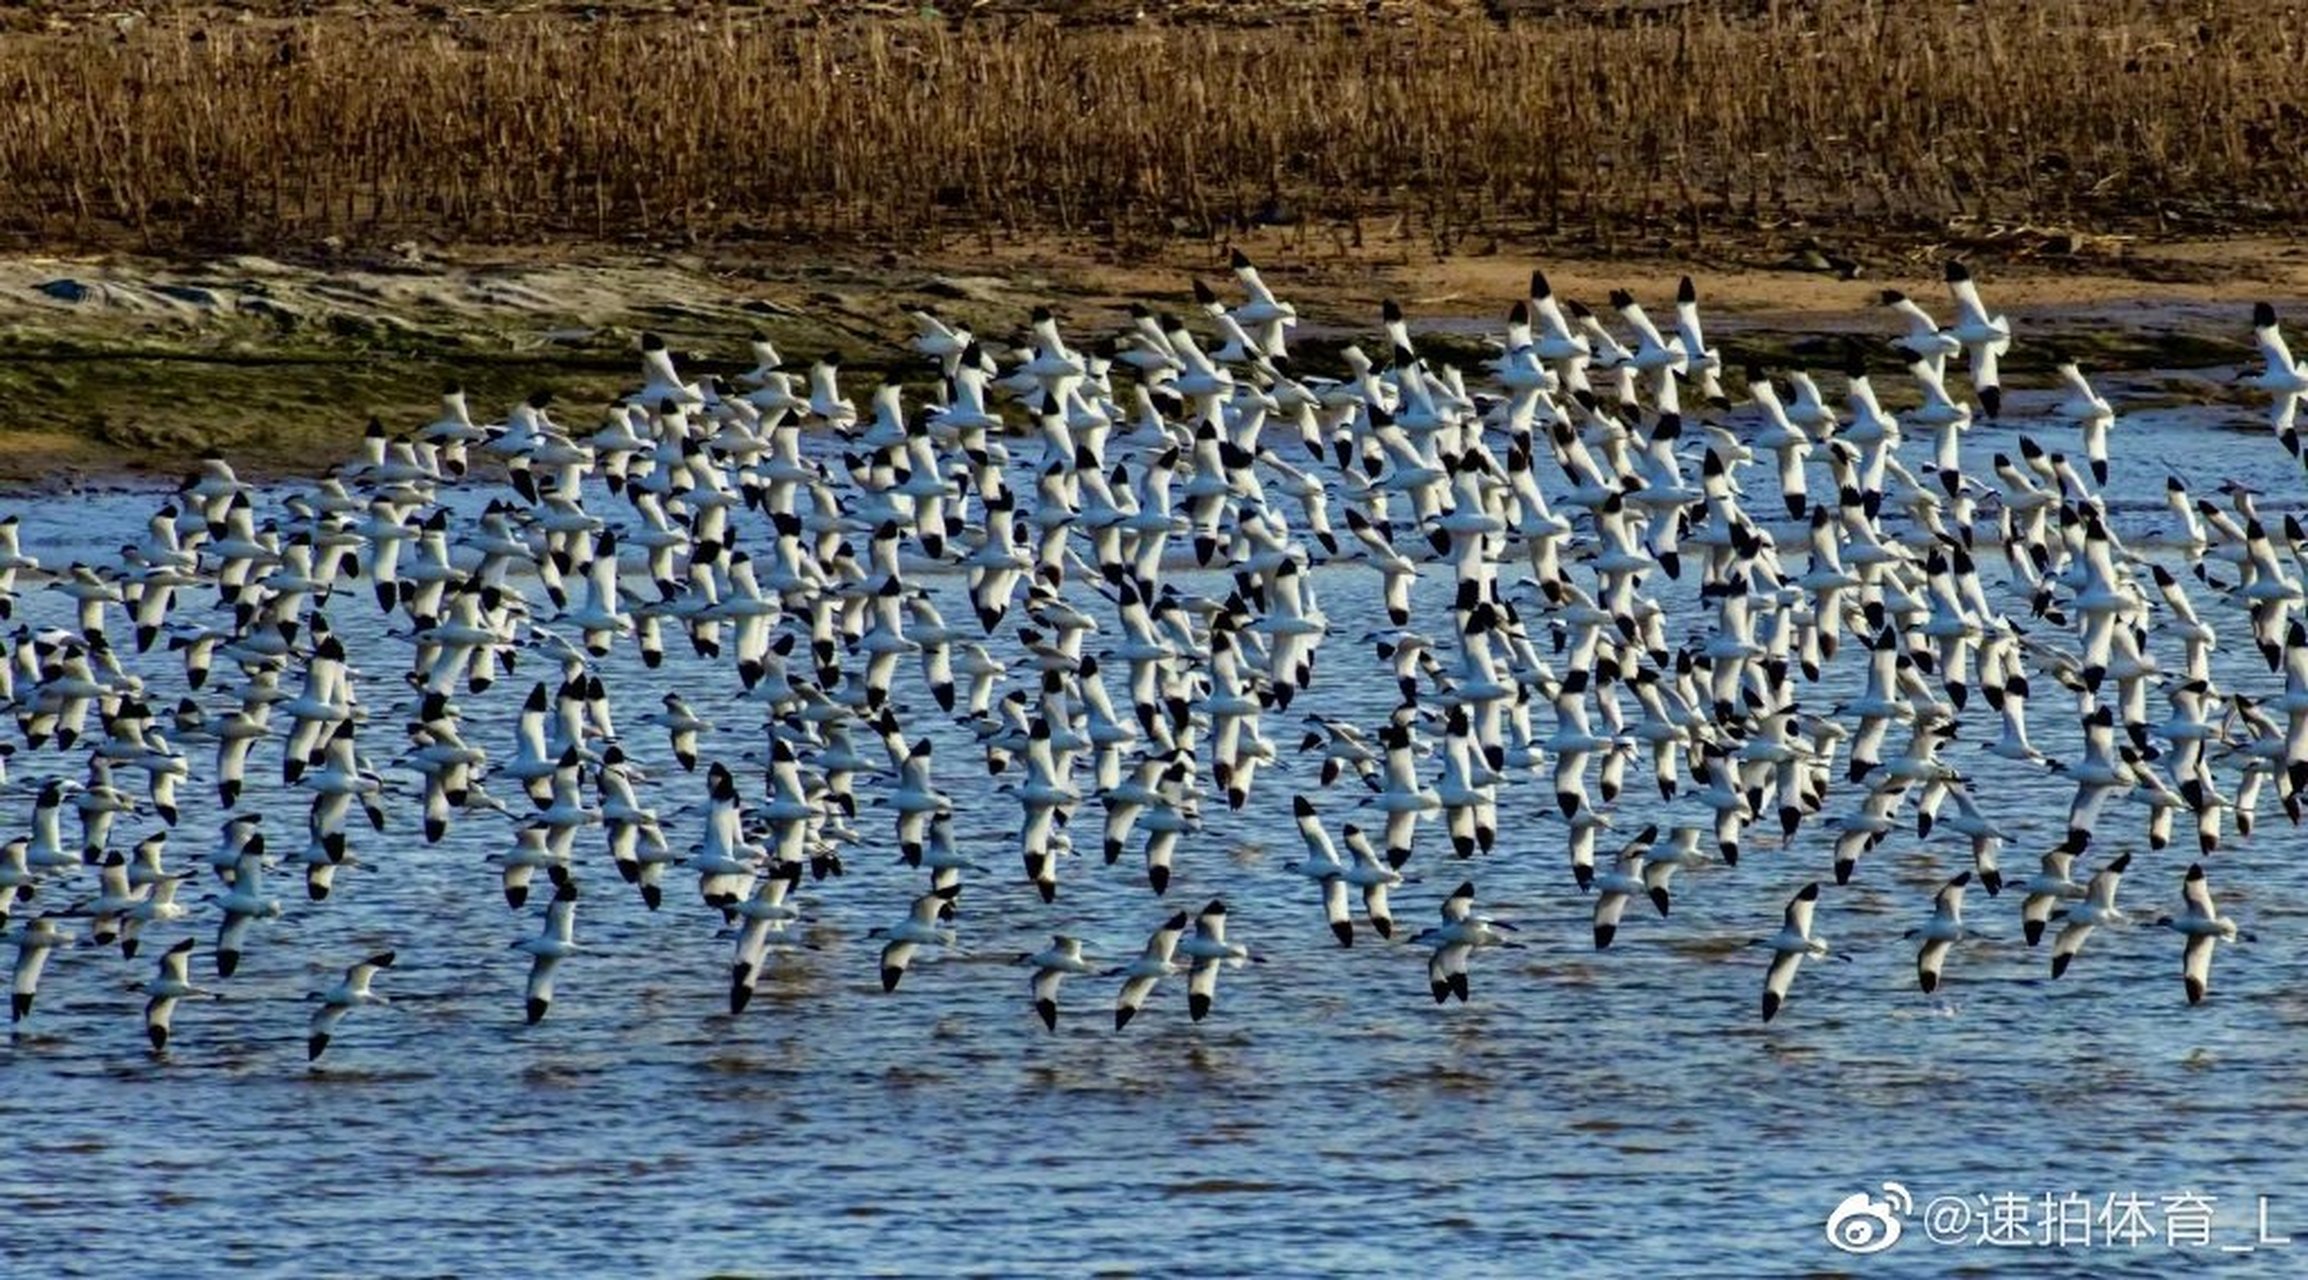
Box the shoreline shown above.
[0,231,2298,486]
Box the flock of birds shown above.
[4,250,2306,1060]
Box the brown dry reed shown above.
[0,0,2303,258]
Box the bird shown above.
[726,861,804,1015]
[8,915,74,1022]
[1111,909,1188,1030]
[1413,881,1517,1004]
[1314,820,1398,936]
[2050,356,2116,484]
[1176,899,1254,1021]
[1909,871,1971,994]
[206,838,282,979]
[2018,848,2085,955]
[1942,259,2011,417]
[2247,302,2308,453]
[2157,863,2244,1005]
[1760,883,1829,1023]
[510,869,581,1024]
[1284,795,1355,946]
[4,257,2304,1062]
[308,950,395,1061]
[2050,853,2131,980]
[1021,934,1094,1031]
[870,886,959,993]
[640,692,711,772]
[0,515,39,620]
[1589,830,1667,950]
[142,936,205,1052]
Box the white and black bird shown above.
[1284,796,1356,946]
[1942,259,2011,417]
[1021,934,1095,1032]
[308,950,395,1061]
[870,886,959,993]
[1909,871,1971,995]
[1111,909,1189,1031]
[511,869,581,1024]
[2050,853,2131,980]
[142,936,205,1052]
[1589,826,1682,950]
[1177,899,1255,1022]
[1760,882,1829,1023]
[641,692,710,772]
[206,838,282,979]
[1414,881,1516,1004]
[8,914,74,1022]
[2157,862,2244,1005]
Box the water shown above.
[2,365,2306,1277]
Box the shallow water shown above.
[3,379,2307,1276]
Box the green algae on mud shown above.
[0,339,619,478]
[0,288,902,481]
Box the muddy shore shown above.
[2,229,2301,486]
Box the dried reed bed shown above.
[0,1,2302,256]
